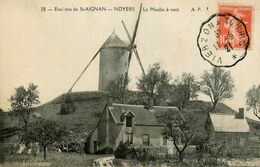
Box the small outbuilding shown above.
[207,108,250,148]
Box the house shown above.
[207,108,250,148]
[88,102,179,153]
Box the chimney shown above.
[107,96,113,107]
[236,108,245,119]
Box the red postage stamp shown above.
[218,5,252,49]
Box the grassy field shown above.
[1,152,107,167]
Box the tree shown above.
[107,74,130,103]
[156,110,203,161]
[200,67,234,111]
[19,118,69,159]
[137,63,171,107]
[246,85,260,120]
[9,83,40,127]
[172,73,199,110]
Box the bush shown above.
[114,142,129,159]
[60,94,76,115]
[114,143,165,161]
[129,145,159,161]
[95,147,114,154]
[0,143,20,162]
[55,141,85,154]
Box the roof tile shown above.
[110,103,179,125]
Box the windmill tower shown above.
[65,3,145,96]
[98,31,129,91]
[60,4,145,114]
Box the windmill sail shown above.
[123,3,144,83]
[60,35,112,114]
[122,20,145,75]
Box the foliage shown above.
[19,118,69,159]
[0,143,20,162]
[114,142,130,159]
[60,93,77,115]
[9,83,40,127]
[129,145,160,161]
[246,85,260,120]
[156,110,204,161]
[171,73,199,110]
[200,67,234,111]
[196,140,226,163]
[114,143,164,161]
[107,74,130,104]
[57,141,85,154]
[54,131,87,154]
[95,147,114,154]
[137,63,171,106]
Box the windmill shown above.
[60,3,145,114]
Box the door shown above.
[93,141,97,153]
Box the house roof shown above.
[109,103,179,126]
[209,113,250,133]
[102,31,129,48]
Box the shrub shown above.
[0,143,20,162]
[129,145,159,161]
[114,142,130,159]
[56,141,85,154]
[95,147,114,154]
[60,94,76,115]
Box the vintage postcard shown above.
[0,0,260,166]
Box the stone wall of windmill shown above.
[98,31,129,91]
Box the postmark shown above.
[197,13,250,67]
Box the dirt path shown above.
[93,156,114,167]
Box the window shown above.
[143,134,150,146]
[126,133,133,144]
[233,138,240,147]
[126,117,132,127]
[163,136,167,146]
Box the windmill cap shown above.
[101,30,129,49]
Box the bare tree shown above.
[200,67,234,111]
[156,110,203,161]
[246,85,260,120]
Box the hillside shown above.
[35,91,109,135]
[34,93,238,134]
[4,91,258,142]
[0,111,20,142]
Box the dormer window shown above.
[122,110,135,127]
[126,116,132,127]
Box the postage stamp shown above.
[218,5,252,49]
[197,11,250,67]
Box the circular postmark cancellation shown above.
[197,13,250,67]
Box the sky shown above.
[0,0,259,119]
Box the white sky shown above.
[0,0,259,120]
